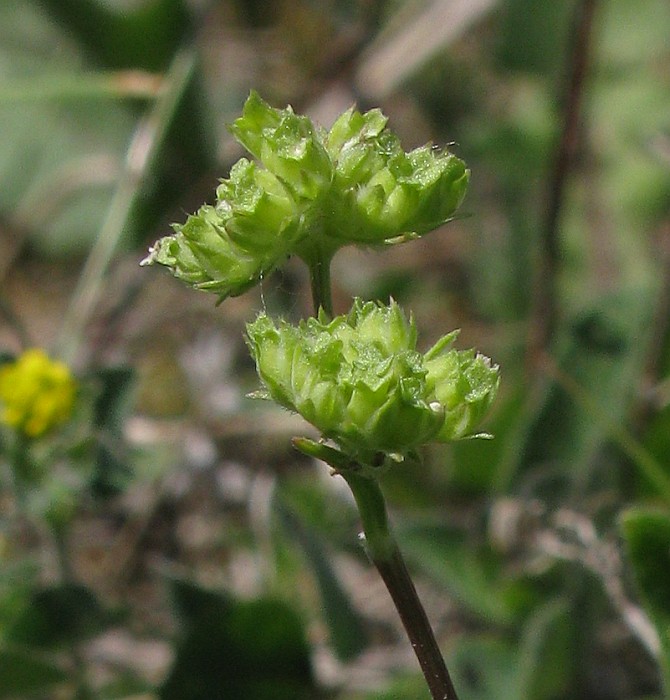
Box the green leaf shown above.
[90,366,135,497]
[397,521,517,626]
[641,404,670,493]
[5,583,109,649]
[0,648,67,698]
[449,637,519,700]
[35,0,193,71]
[497,289,664,500]
[97,675,154,699]
[0,1,214,257]
[92,366,135,431]
[496,0,575,74]
[515,598,573,700]
[448,600,570,700]
[621,508,670,633]
[0,559,40,635]
[277,500,368,661]
[161,579,316,700]
[621,507,670,694]
[349,673,430,699]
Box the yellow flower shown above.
[0,349,76,438]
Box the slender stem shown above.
[7,433,34,508]
[308,254,334,318]
[340,470,460,700]
[530,0,598,358]
[55,49,197,364]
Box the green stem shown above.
[308,254,334,318]
[293,440,460,700]
[7,433,34,508]
[340,470,460,700]
[293,213,459,696]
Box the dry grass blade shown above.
[356,0,498,99]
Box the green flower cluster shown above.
[246,299,499,464]
[142,92,469,301]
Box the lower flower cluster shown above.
[246,299,499,464]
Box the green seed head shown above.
[246,300,499,465]
[143,92,469,302]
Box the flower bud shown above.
[425,336,500,441]
[0,349,76,438]
[323,111,469,246]
[215,158,299,253]
[246,300,499,464]
[230,91,333,201]
[141,153,311,299]
[142,206,262,299]
[326,106,388,156]
[343,297,416,355]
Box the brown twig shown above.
[340,468,460,700]
[640,224,670,411]
[530,0,599,359]
[293,438,460,699]
[373,546,460,700]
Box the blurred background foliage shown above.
[1,0,669,698]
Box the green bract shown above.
[246,299,499,464]
[142,91,469,301]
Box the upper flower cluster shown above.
[0,349,76,438]
[142,92,469,301]
[246,299,499,464]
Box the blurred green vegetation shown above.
[0,0,669,698]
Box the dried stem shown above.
[341,470,460,700]
[292,439,460,700]
[531,0,598,358]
